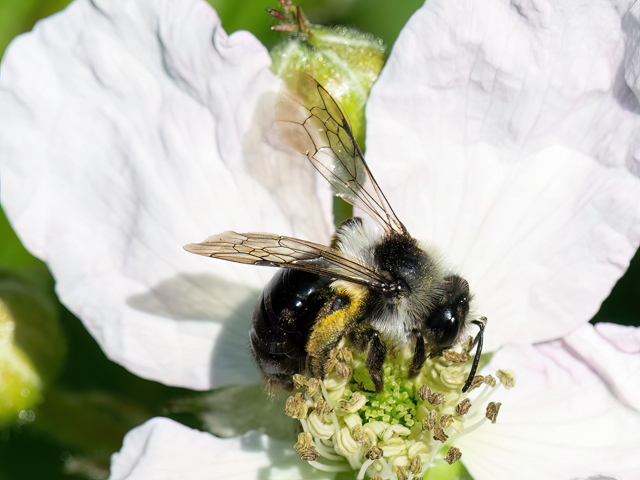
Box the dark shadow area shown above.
[612,63,640,114]
[592,246,640,327]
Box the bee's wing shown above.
[275,73,406,236]
[184,231,397,293]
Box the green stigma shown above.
[285,340,516,479]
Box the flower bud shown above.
[269,2,386,143]
[0,267,64,426]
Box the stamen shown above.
[288,335,514,479]
[313,439,345,461]
[433,426,448,442]
[496,369,517,389]
[486,402,502,424]
[357,459,375,480]
[319,379,341,434]
[483,374,497,388]
[454,417,488,438]
[423,440,441,469]
[394,466,409,480]
[455,398,472,415]
[444,446,462,465]
[307,460,352,472]
[294,432,319,461]
[285,392,308,419]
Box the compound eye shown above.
[431,306,461,348]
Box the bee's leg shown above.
[308,338,343,380]
[409,331,426,377]
[306,294,360,380]
[348,327,387,393]
[365,331,387,393]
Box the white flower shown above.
[1,0,640,478]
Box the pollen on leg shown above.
[285,338,515,478]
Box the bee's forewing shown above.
[184,231,396,292]
[275,73,406,236]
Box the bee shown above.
[185,74,485,393]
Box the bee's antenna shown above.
[461,317,486,393]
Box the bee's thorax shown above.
[332,217,450,348]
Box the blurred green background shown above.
[0,1,638,479]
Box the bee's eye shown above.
[429,294,469,348]
[430,306,461,348]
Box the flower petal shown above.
[0,0,333,389]
[365,0,640,350]
[563,322,640,411]
[622,1,640,101]
[109,417,333,480]
[458,323,640,480]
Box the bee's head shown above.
[425,275,470,350]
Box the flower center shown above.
[285,339,516,479]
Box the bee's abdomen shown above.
[250,269,332,390]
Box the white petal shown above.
[563,322,640,411]
[623,1,640,101]
[365,0,640,350]
[109,417,333,480]
[0,0,333,389]
[458,323,640,480]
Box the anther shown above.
[497,369,517,389]
[409,455,423,475]
[433,426,448,442]
[483,374,496,388]
[455,398,472,416]
[443,350,469,364]
[315,397,333,417]
[292,374,306,390]
[428,391,445,406]
[465,375,485,393]
[365,445,384,460]
[423,409,437,431]
[395,466,409,480]
[351,425,367,445]
[486,402,502,424]
[338,347,353,363]
[439,414,454,428]
[417,384,446,406]
[326,357,339,373]
[292,374,320,396]
[336,363,352,379]
[294,432,319,461]
[285,392,308,419]
[444,446,462,465]
[416,384,430,401]
[339,392,366,413]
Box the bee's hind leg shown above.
[408,331,426,377]
[306,293,359,381]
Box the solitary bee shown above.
[185,74,485,393]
